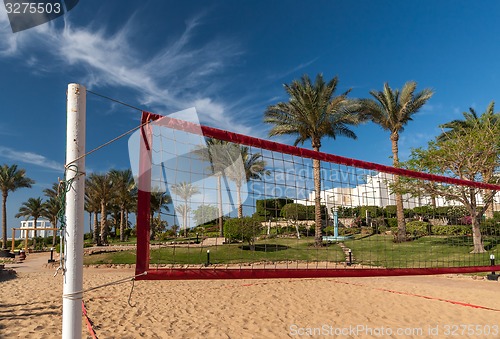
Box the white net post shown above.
[62,83,86,339]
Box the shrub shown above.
[377,225,388,234]
[404,208,415,218]
[204,231,221,238]
[281,203,308,220]
[277,226,296,235]
[202,225,219,233]
[446,206,469,224]
[386,218,398,228]
[339,227,361,236]
[224,217,262,249]
[324,226,335,236]
[360,206,381,219]
[434,206,451,217]
[383,205,397,217]
[297,224,313,236]
[157,230,176,241]
[255,198,294,219]
[459,216,473,225]
[432,225,471,236]
[337,206,360,217]
[405,220,431,236]
[480,220,500,236]
[412,206,432,215]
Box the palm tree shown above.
[86,173,114,245]
[193,138,229,237]
[224,145,270,218]
[0,164,34,249]
[437,102,498,142]
[150,190,172,239]
[109,169,136,241]
[42,197,60,246]
[170,182,199,237]
[124,187,137,237]
[43,182,63,246]
[16,197,44,248]
[175,204,191,236]
[43,182,60,200]
[360,81,434,242]
[264,74,364,246]
[85,185,100,245]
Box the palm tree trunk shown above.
[183,198,188,237]
[183,208,187,238]
[119,207,125,242]
[33,217,38,238]
[100,201,107,245]
[391,133,406,243]
[93,212,101,245]
[237,183,243,218]
[217,175,223,236]
[52,216,57,246]
[88,211,93,234]
[125,209,129,231]
[2,192,7,250]
[312,141,323,247]
[313,158,322,246]
[33,217,38,249]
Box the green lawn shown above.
[150,237,345,265]
[84,250,137,265]
[83,234,500,268]
[344,234,499,268]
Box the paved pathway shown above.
[4,252,59,273]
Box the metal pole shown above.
[62,84,86,339]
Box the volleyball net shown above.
[132,110,500,280]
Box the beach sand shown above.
[1,252,499,338]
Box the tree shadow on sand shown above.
[0,268,17,282]
[0,301,60,320]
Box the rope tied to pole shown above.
[54,163,81,277]
[62,272,148,300]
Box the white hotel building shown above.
[19,219,54,238]
[295,172,493,212]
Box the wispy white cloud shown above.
[0,146,63,171]
[268,57,319,80]
[0,10,255,135]
[0,9,20,56]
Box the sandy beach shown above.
[1,252,499,338]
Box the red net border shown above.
[135,111,500,280]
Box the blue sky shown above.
[2,0,500,236]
